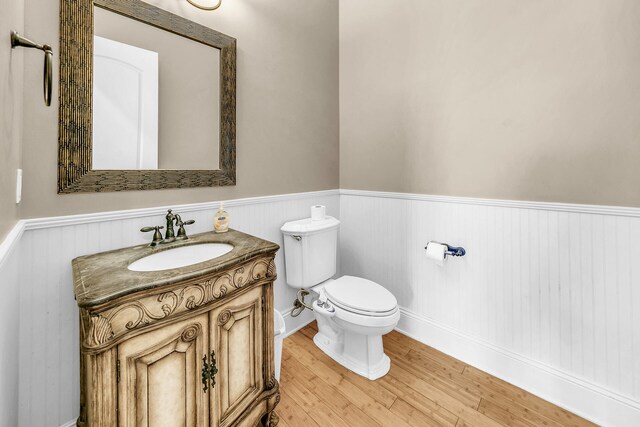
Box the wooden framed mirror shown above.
[58,0,236,193]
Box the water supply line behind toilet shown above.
[291,289,313,317]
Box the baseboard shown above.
[280,306,314,339]
[395,307,640,427]
[54,306,634,427]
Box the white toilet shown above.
[281,215,400,380]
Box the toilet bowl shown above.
[311,276,400,379]
[281,214,400,380]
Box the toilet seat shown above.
[324,276,397,317]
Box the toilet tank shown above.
[280,216,340,288]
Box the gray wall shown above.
[20,0,339,218]
[0,0,23,425]
[340,0,640,207]
[0,0,24,239]
[14,0,640,223]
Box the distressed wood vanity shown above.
[72,230,280,426]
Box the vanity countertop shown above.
[72,229,279,309]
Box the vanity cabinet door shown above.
[117,314,210,427]
[210,287,265,426]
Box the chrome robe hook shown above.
[10,31,53,107]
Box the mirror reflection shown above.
[92,6,221,170]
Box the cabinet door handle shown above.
[202,354,210,393]
[202,351,218,393]
[209,351,218,389]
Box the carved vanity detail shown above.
[73,230,280,426]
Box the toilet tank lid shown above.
[281,216,340,235]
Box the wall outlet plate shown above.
[16,169,22,204]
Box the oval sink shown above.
[128,243,234,272]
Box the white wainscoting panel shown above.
[339,190,640,426]
[10,187,640,426]
[0,221,24,427]
[16,190,338,427]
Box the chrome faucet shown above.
[140,210,195,246]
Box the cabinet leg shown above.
[262,388,280,427]
[261,410,279,427]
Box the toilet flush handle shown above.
[291,235,302,241]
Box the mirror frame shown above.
[58,0,236,193]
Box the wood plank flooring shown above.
[274,322,597,427]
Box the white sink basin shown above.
[128,243,234,272]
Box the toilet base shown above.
[312,330,391,380]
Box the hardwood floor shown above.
[274,322,597,427]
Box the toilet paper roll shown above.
[425,242,447,266]
[311,205,326,221]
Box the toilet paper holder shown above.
[425,241,466,258]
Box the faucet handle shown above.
[176,219,195,240]
[141,225,164,247]
[140,226,164,232]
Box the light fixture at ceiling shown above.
[186,0,222,10]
